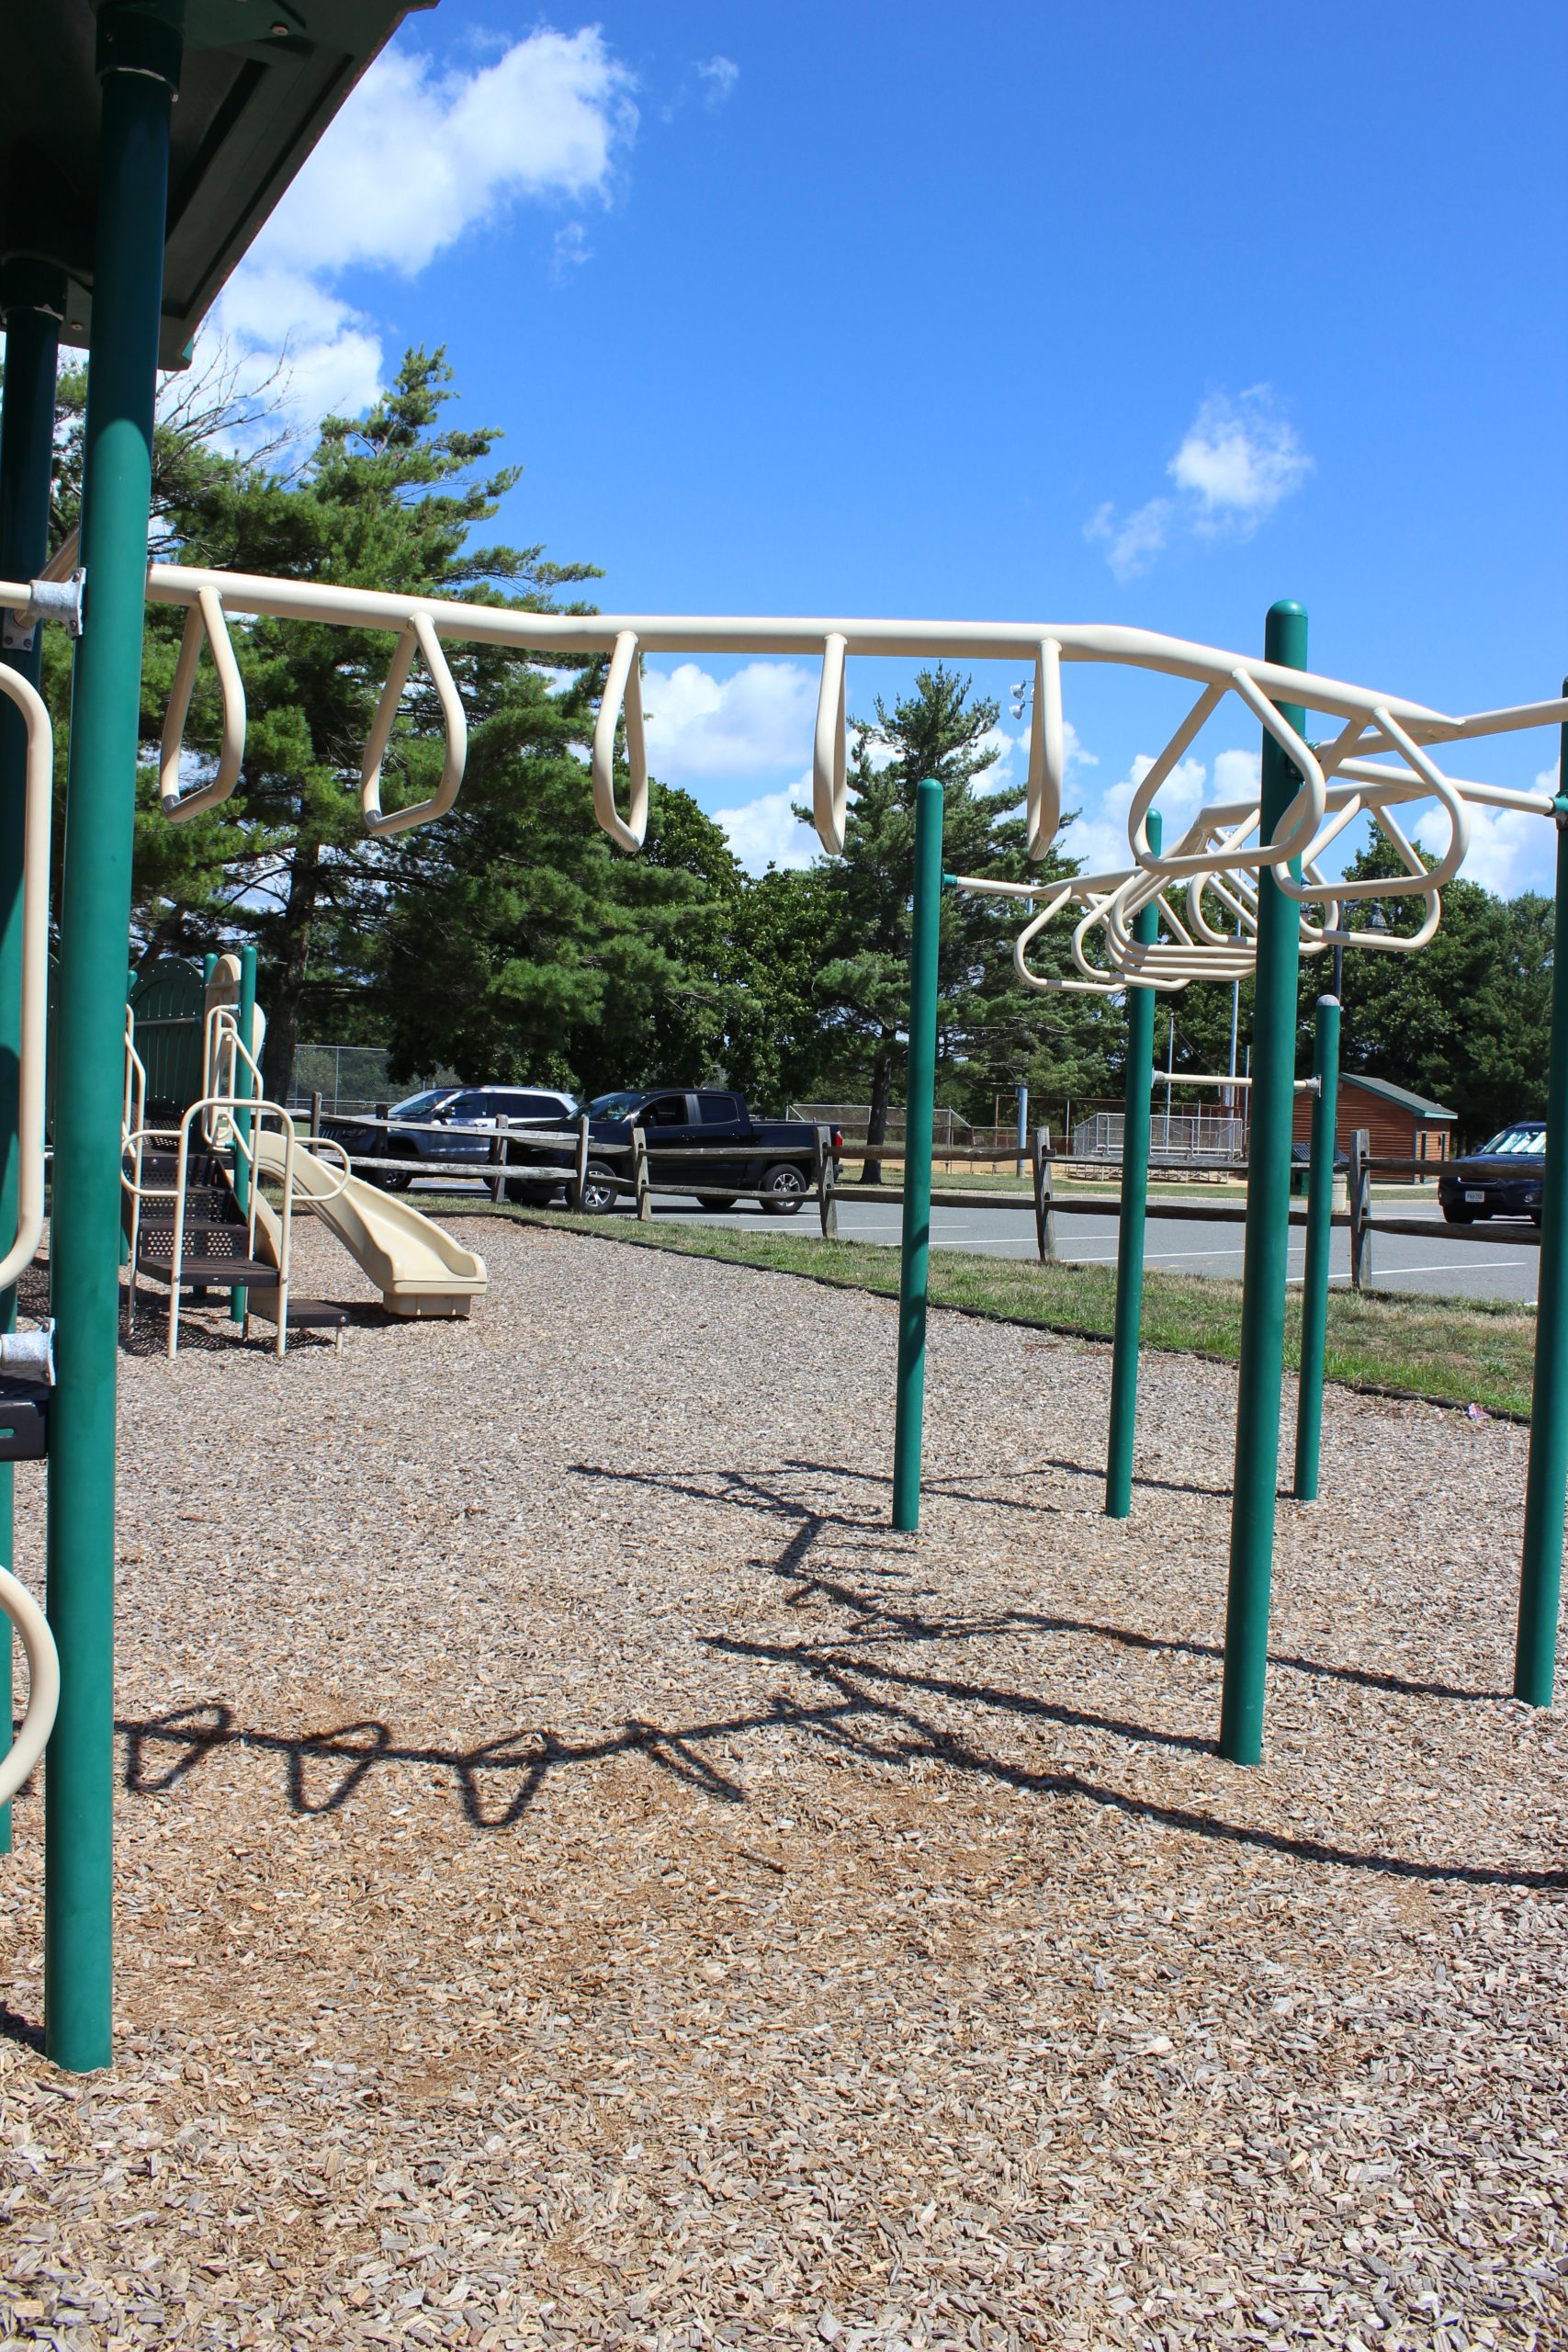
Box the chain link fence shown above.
[290,1044,460,1115]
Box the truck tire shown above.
[760,1162,807,1216]
[702,1194,739,1211]
[1442,1202,1476,1224]
[503,1176,561,1207]
[579,1162,620,1215]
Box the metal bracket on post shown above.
[3,569,85,652]
[1032,1129,1056,1263]
[1348,1128,1371,1290]
[817,1125,839,1239]
[633,1126,651,1221]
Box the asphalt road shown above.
[647,1192,1544,1306]
[408,1175,1540,1306]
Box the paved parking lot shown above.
[664,1192,1543,1306]
[410,1177,1540,1306]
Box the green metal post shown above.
[1220,601,1308,1767]
[230,943,256,1323]
[1515,747,1568,1704]
[891,779,943,1532]
[1292,990,1340,1500]
[1105,810,1161,1517]
[46,6,180,2073]
[0,264,64,1855]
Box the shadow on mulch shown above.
[568,1457,1502,1709]
[113,1451,1546,1889]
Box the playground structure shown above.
[122,964,487,1355]
[0,0,1566,2086]
[8,565,1568,2075]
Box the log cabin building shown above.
[1292,1071,1457,1169]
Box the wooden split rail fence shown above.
[296,1102,1537,1291]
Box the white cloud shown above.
[1068,745,1259,876]
[200,28,637,435]
[1087,386,1312,582]
[974,719,1097,797]
[1455,768,1558,896]
[640,661,818,783]
[716,778,821,874]
[1085,497,1176,586]
[697,56,740,105]
[1170,389,1312,526]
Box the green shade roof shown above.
[1342,1071,1457,1122]
[1,1,435,368]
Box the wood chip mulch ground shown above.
[1,1216,1565,2349]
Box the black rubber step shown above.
[246,1294,350,1330]
[135,1255,276,1287]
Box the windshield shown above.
[589,1091,646,1122]
[1476,1125,1546,1158]
[390,1089,457,1118]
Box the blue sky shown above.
[201,0,1568,891]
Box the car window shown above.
[513,1091,569,1120]
[590,1091,646,1122]
[1478,1125,1546,1157]
[446,1091,490,1120]
[697,1093,743,1125]
[391,1089,457,1118]
[642,1093,690,1127]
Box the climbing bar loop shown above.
[814,632,849,856]
[0,1565,59,1811]
[592,629,650,852]
[1027,637,1065,858]
[360,609,468,839]
[159,584,247,821]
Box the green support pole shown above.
[1515,744,1568,1705]
[1292,990,1340,1500]
[230,943,256,1324]
[1219,601,1308,1767]
[0,263,64,1855]
[46,6,180,2073]
[1105,809,1162,1518]
[891,778,943,1533]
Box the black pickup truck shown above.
[506,1087,840,1215]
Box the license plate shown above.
[1464,1190,1485,1203]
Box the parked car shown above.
[504,1087,840,1215]
[324,1084,578,1193]
[1438,1120,1546,1224]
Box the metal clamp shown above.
[3,568,85,652]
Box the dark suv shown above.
[325,1085,577,1193]
[1438,1121,1546,1224]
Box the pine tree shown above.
[809,664,1106,1173]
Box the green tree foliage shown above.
[50,348,604,1093]
[808,664,1110,1171]
[1335,837,1552,1141]
[30,345,1555,1137]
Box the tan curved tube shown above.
[361,610,468,837]
[813,634,848,854]
[160,585,247,821]
[0,1563,59,1809]
[592,630,649,851]
[0,668,51,1295]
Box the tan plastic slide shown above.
[248,1129,487,1318]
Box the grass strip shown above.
[429,1197,1537,1420]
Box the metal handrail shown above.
[0,1562,59,1810]
[0,665,52,1294]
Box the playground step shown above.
[135,1253,276,1288]
[245,1291,351,1331]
